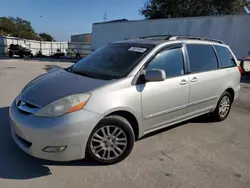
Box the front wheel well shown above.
[106,111,139,140]
[225,88,235,101]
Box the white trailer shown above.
[91,14,250,58]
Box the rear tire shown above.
[8,51,13,57]
[86,115,135,165]
[211,91,233,122]
[76,53,81,59]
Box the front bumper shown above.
[9,101,103,161]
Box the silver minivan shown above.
[10,36,241,164]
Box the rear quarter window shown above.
[186,44,218,73]
[214,45,237,68]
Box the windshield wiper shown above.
[66,66,121,80]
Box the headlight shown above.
[35,94,91,117]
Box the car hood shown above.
[21,69,110,107]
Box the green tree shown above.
[0,17,55,41]
[39,33,55,41]
[140,0,250,19]
[0,17,16,34]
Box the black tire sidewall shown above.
[86,116,135,165]
[76,54,81,59]
[214,91,233,121]
[9,51,13,57]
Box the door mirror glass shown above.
[145,69,166,82]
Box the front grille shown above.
[16,99,40,115]
[17,100,21,106]
[16,134,32,148]
[25,102,38,108]
[18,109,32,115]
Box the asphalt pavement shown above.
[0,59,250,188]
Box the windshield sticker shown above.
[128,47,147,53]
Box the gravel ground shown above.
[0,59,250,188]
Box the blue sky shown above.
[0,0,145,41]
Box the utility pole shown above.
[40,16,43,34]
[103,12,107,22]
[69,29,73,42]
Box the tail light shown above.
[238,66,243,74]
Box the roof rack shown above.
[127,35,224,44]
[169,36,224,44]
[125,35,172,40]
[140,35,173,40]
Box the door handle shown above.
[190,77,198,82]
[180,79,188,85]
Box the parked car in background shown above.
[53,49,65,58]
[66,49,81,59]
[8,44,33,58]
[239,56,250,74]
[10,36,241,165]
[52,49,82,59]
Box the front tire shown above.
[212,91,233,121]
[19,53,24,58]
[86,115,135,165]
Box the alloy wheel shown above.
[90,125,128,161]
[219,96,231,118]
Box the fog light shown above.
[42,146,67,153]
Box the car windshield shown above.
[71,43,152,80]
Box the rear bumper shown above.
[9,101,103,161]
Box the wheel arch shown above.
[104,110,141,140]
[225,88,235,102]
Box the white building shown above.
[71,33,91,43]
[91,14,250,58]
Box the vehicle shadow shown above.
[0,106,99,180]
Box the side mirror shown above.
[145,69,166,82]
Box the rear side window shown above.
[186,44,218,73]
[146,48,184,78]
[214,45,236,68]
